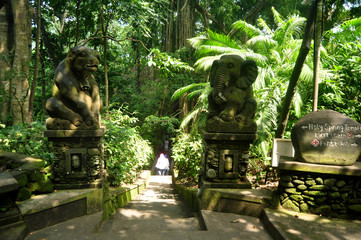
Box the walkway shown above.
[25,175,271,240]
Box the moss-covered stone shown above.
[340,185,353,192]
[16,187,31,201]
[281,175,292,182]
[280,181,294,188]
[293,180,305,185]
[340,193,348,201]
[29,171,44,182]
[328,191,341,199]
[281,197,290,205]
[300,203,309,212]
[315,196,327,204]
[305,180,316,186]
[347,204,361,212]
[283,199,299,212]
[285,188,301,195]
[290,195,303,202]
[304,190,327,196]
[306,201,317,207]
[302,195,314,201]
[316,205,331,216]
[336,180,346,188]
[297,185,307,191]
[315,177,323,185]
[324,178,337,187]
[309,185,329,190]
[28,180,53,193]
[14,173,28,187]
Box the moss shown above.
[15,173,28,187]
[16,187,32,201]
[29,171,44,182]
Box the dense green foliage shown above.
[171,133,203,182]
[103,108,154,186]
[0,122,53,165]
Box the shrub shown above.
[171,132,202,183]
[103,108,153,186]
[0,122,53,165]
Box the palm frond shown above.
[231,20,263,38]
[171,83,209,101]
[271,7,285,27]
[257,18,273,36]
[179,108,203,130]
[246,35,278,52]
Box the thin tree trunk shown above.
[28,0,41,123]
[176,0,195,49]
[165,0,175,52]
[75,0,81,46]
[40,22,58,69]
[101,8,109,107]
[275,0,317,138]
[313,0,323,112]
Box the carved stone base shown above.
[200,130,256,189]
[44,127,105,189]
[206,117,257,133]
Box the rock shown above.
[16,187,32,201]
[291,110,361,165]
[315,177,323,185]
[315,196,328,204]
[297,184,308,191]
[309,185,329,190]
[283,200,300,212]
[330,186,338,191]
[29,171,44,182]
[331,204,346,211]
[315,205,332,215]
[280,175,292,182]
[340,185,353,192]
[290,195,304,201]
[285,188,302,195]
[340,193,348,201]
[336,180,346,188]
[14,172,28,187]
[28,180,53,193]
[305,179,316,186]
[324,178,337,187]
[303,195,315,201]
[280,181,294,188]
[328,191,341,199]
[281,197,290,205]
[306,201,317,207]
[293,180,305,185]
[304,190,327,196]
[300,203,309,212]
[347,204,361,212]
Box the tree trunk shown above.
[0,1,12,123]
[75,0,81,46]
[101,8,109,107]
[176,0,195,49]
[28,0,41,123]
[0,0,31,125]
[313,0,323,112]
[165,0,175,52]
[275,0,317,138]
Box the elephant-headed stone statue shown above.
[45,46,102,130]
[206,54,258,133]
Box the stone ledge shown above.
[279,157,361,176]
[44,126,106,138]
[201,130,257,141]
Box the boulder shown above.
[291,110,361,165]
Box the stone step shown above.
[0,221,28,240]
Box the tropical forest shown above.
[1,0,361,187]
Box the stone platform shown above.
[278,157,361,218]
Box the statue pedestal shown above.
[200,130,257,189]
[44,127,106,189]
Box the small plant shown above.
[171,132,202,183]
[103,107,153,186]
[0,122,53,165]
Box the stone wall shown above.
[279,170,361,219]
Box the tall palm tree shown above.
[174,8,316,158]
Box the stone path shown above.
[25,175,272,240]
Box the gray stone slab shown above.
[262,208,361,240]
[279,157,361,176]
[0,172,19,194]
[201,210,272,240]
[17,188,97,215]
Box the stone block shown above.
[291,110,361,165]
[282,199,299,212]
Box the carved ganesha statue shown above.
[206,54,258,133]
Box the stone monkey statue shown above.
[45,46,102,130]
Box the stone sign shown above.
[291,110,361,165]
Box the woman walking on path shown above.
[155,153,169,175]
